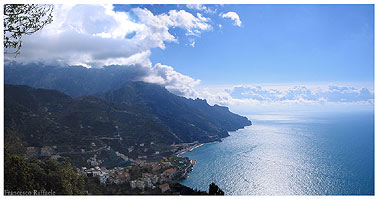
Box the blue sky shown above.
[145,4,374,85]
[5,4,374,113]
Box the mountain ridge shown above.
[5,82,251,167]
[96,81,251,143]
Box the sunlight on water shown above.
[179,111,374,195]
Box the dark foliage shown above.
[209,182,225,195]
[4,84,177,163]
[4,149,85,195]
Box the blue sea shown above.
[179,111,374,195]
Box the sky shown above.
[4,4,374,114]
[150,5,374,84]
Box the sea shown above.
[179,111,374,195]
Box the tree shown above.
[208,182,225,195]
[4,4,53,55]
[4,149,36,192]
[4,149,86,195]
[4,130,25,156]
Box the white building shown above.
[130,180,137,189]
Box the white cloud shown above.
[186,4,216,14]
[227,84,374,103]
[221,12,242,27]
[186,4,206,11]
[190,40,196,47]
[144,63,201,97]
[133,8,212,38]
[4,4,211,98]
[187,38,196,47]
[5,5,212,68]
[195,84,374,114]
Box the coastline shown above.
[174,124,252,189]
[175,125,252,157]
[175,140,221,156]
[175,143,204,156]
[173,141,219,183]
[167,123,253,192]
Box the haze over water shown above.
[180,111,374,195]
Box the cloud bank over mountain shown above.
[4,4,372,113]
[5,4,247,99]
[4,4,215,96]
[7,5,212,67]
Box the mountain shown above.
[5,83,251,167]
[5,62,144,97]
[96,81,251,143]
[5,63,251,143]
[5,84,179,165]
[5,62,251,167]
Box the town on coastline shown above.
[4,83,249,195]
[24,142,201,194]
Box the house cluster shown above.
[129,158,174,175]
[79,164,176,193]
[79,156,193,193]
[129,172,158,190]
[86,154,103,166]
[79,166,130,185]
[125,157,192,193]
[129,181,171,193]
[128,167,177,193]
[25,146,57,158]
